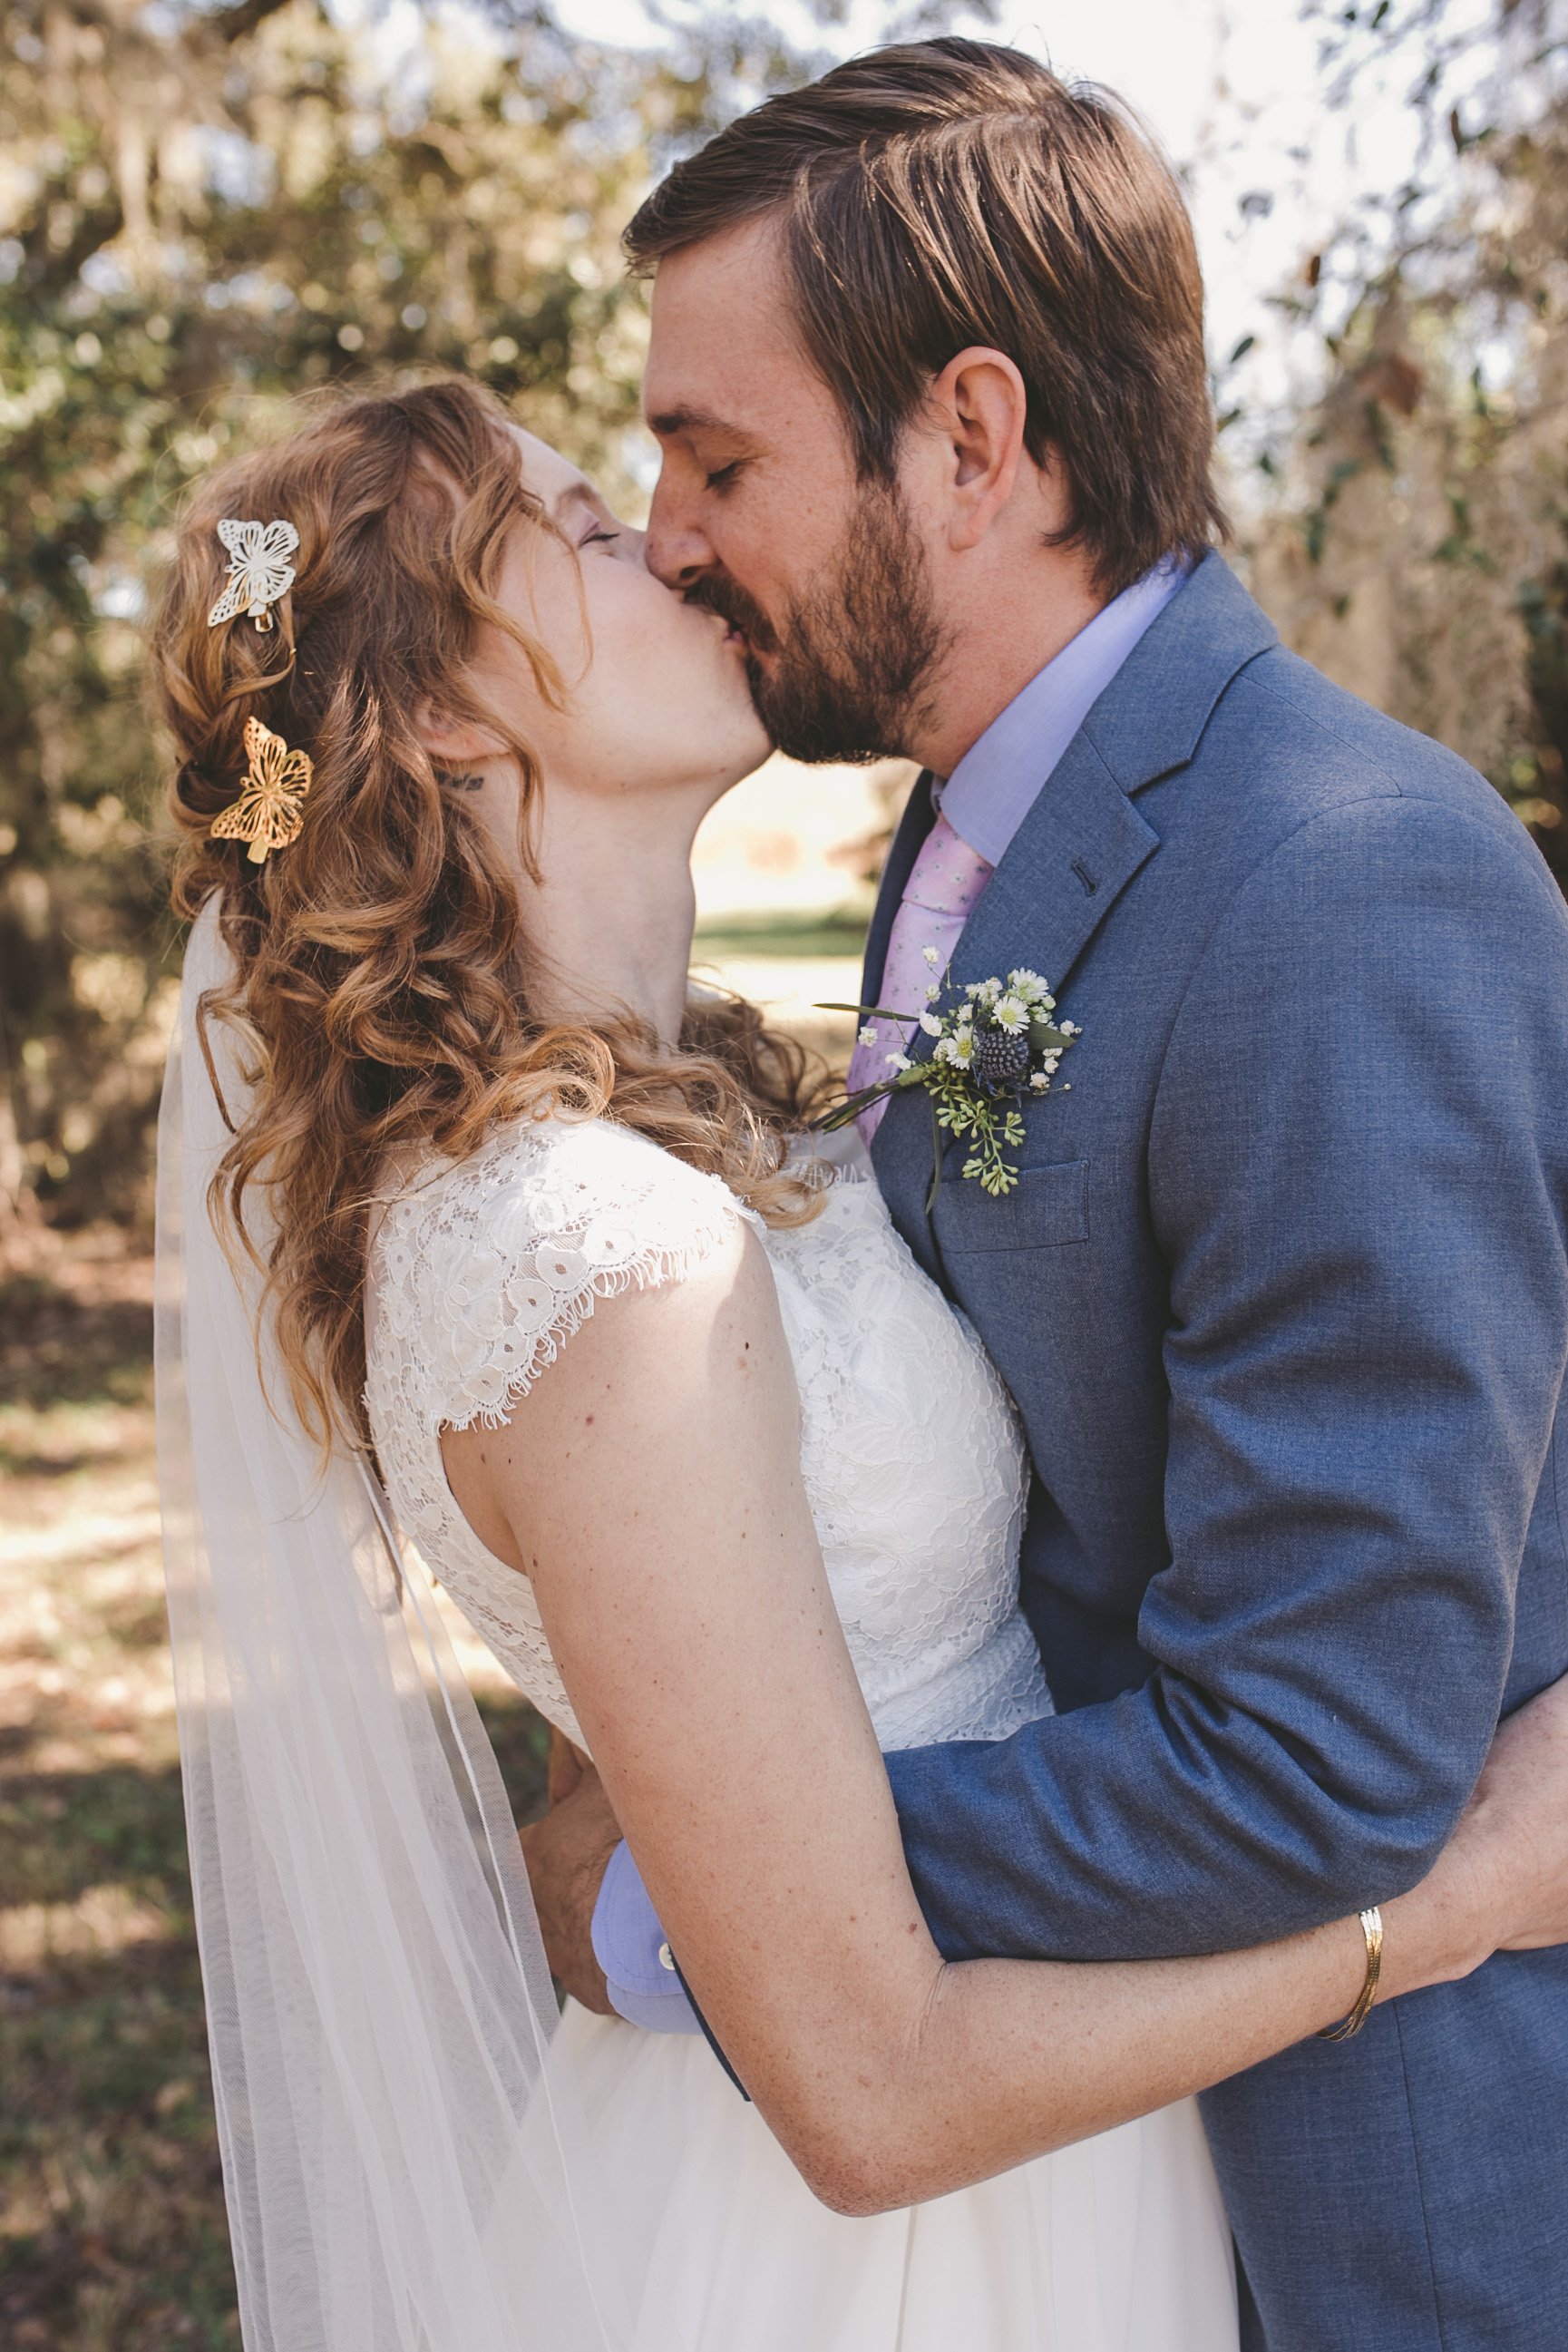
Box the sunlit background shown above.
[3,2,1566,2340]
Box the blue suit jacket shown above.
[875,554,1568,2351]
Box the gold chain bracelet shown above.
[1317,1905,1384,2041]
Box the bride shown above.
[151,376,1568,2352]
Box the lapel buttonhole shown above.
[1071,859,1099,897]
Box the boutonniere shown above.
[818,963,1078,1210]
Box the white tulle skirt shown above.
[560,2004,1240,2352]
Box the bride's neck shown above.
[515,783,708,1052]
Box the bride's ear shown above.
[414,698,507,766]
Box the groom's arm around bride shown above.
[875,677,1568,2345]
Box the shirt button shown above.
[657,1943,676,1973]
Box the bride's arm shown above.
[445,1222,1566,2217]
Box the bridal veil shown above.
[155,900,657,2349]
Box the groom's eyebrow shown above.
[646,403,746,444]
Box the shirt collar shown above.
[938,557,1188,868]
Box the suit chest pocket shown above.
[936,1156,1090,1255]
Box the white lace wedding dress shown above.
[365,1113,1239,2352]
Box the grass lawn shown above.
[692,906,872,962]
[0,1227,551,2347]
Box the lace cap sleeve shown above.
[370,1116,759,1435]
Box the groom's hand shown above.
[518,1730,620,2014]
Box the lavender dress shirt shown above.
[589,557,1186,2033]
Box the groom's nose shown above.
[645,466,716,592]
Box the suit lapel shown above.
[870,739,1159,1258]
[869,554,1280,1261]
[950,734,1160,1006]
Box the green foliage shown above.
[1242,4,1568,885]
[0,0,866,1226]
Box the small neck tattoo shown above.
[434,767,485,794]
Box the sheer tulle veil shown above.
[156,899,657,2350]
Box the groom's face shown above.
[642,217,947,764]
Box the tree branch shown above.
[205,0,297,45]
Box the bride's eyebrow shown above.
[554,483,615,529]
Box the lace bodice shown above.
[365,1116,1048,1755]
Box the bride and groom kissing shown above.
[155,34,1568,2352]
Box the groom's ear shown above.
[928,347,1054,553]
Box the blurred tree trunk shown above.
[0,1074,26,1231]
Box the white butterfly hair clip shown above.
[208,517,300,633]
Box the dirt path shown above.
[0,1228,549,2347]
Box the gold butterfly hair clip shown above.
[209,717,314,865]
[208,517,299,633]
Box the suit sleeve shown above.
[883,792,1568,1960]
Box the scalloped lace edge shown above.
[437,1219,747,1436]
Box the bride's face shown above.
[464,428,771,803]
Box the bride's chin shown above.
[706,739,774,802]
[730,722,776,783]
[706,698,774,786]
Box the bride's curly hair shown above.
[152,377,831,1450]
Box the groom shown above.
[524,38,1568,2348]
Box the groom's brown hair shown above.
[625,38,1225,596]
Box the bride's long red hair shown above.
[152,378,827,1449]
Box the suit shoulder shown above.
[1218,644,1500,818]
[1142,647,1568,966]
[1167,643,1553,897]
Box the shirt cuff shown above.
[590,1840,702,2035]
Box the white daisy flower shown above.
[994,993,1028,1032]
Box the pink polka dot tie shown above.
[847,813,994,1143]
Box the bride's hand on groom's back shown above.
[1472,1676,1568,1953]
[1429,1677,1568,1963]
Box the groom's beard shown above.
[686,480,949,766]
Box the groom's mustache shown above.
[682,572,782,658]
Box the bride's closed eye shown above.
[580,525,621,550]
